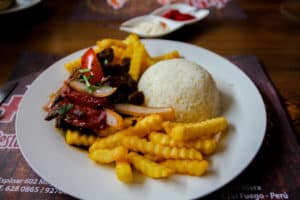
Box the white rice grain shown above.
[138,59,220,122]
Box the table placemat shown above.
[0,52,299,199]
[71,0,246,22]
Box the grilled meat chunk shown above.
[45,48,145,134]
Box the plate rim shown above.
[0,0,42,15]
[16,39,267,200]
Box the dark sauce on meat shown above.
[45,48,144,134]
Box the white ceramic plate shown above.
[0,0,41,15]
[16,40,266,200]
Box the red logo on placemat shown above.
[0,131,18,149]
[0,95,23,124]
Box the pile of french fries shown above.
[66,115,227,182]
[62,34,228,183]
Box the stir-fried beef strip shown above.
[44,82,110,116]
[104,73,138,104]
[45,85,109,131]
[64,87,110,109]
[128,91,144,105]
[102,58,131,76]
[64,104,107,130]
[97,48,114,66]
[98,51,142,104]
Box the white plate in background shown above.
[120,3,209,37]
[0,0,41,15]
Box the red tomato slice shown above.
[81,48,103,84]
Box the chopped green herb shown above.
[86,75,93,80]
[82,75,91,88]
[79,68,91,73]
[58,104,74,115]
[104,59,109,65]
[86,85,98,93]
[78,73,110,94]
[86,86,94,93]
[95,82,105,87]
[77,77,85,83]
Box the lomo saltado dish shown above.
[43,34,228,182]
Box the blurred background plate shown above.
[0,0,42,15]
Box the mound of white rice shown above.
[138,58,221,122]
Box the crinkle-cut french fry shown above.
[122,114,163,137]
[123,117,141,128]
[148,132,217,155]
[64,47,102,73]
[89,132,124,152]
[90,115,162,151]
[95,126,118,137]
[89,146,127,163]
[149,131,184,147]
[115,161,133,183]
[121,45,133,59]
[124,34,147,80]
[160,160,209,176]
[129,42,146,81]
[123,34,152,69]
[163,121,211,140]
[164,117,228,141]
[193,139,217,155]
[161,121,176,135]
[111,45,125,63]
[122,136,203,160]
[128,152,174,178]
[152,50,180,62]
[143,154,165,162]
[144,56,155,68]
[123,34,139,45]
[140,46,152,74]
[97,39,127,49]
[134,114,163,134]
[64,57,81,72]
[65,129,98,147]
[141,50,180,71]
[140,45,153,71]
[123,34,182,80]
